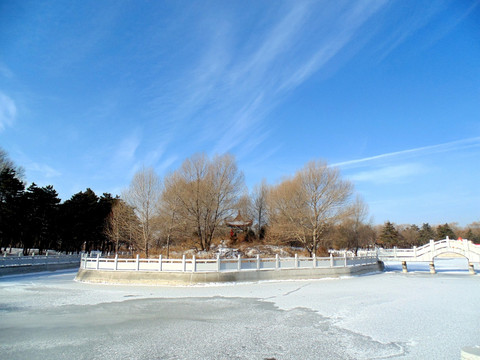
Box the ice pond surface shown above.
[0,258,479,359]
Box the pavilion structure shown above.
[226,212,253,240]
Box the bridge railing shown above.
[80,253,379,273]
[377,238,480,261]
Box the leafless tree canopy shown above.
[162,153,244,251]
[234,191,254,222]
[268,160,353,255]
[104,199,140,254]
[0,147,25,178]
[251,179,269,239]
[159,172,188,257]
[334,195,374,254]
[123,167,162,257]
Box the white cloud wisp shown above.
[0,92,16,132]
[332,137,480,169]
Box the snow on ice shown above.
[0,259,479,359]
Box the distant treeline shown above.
[0,172,117,255]
[374,221,480,249]
[1,148,479,257]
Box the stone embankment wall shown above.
[76,262,384,285]
[0,262,80,277]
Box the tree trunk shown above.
[166,234,170,258]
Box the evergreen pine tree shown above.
[378,221,400,248]
[24,183,61,254]
[436,223,456,240]
[0,167,25,251]
[418,223,436,245]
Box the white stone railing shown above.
[0,254,82,268]
[377,238,480,263]
[80,253,378,273]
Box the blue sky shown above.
[1,0,479,226]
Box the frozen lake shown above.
[0,259,479,359]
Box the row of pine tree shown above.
[0,166,117,255]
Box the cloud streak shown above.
[211,2,388,155]
[0,63,14,79]
[0,92,16,132]
[280,1,387,91]
[143,1,389,161]
[27,162,61,178]
[332,137,480,169]
[111,131,142,170]
[349,163,426,184]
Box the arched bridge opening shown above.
[433,255,470,273]
[378,238,479,274]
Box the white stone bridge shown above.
[377,237,480,274]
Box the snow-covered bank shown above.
[0,259,479,359]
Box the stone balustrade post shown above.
[469,263,475,275]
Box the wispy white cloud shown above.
[216,2,387,155]
[26,162,61,179]
[332,137,480,169]
[112,131,142,166]
[37,3,129,76]
[143,1,389,159]
[144,144,166,167]
[233,1,311,82]
[349,163,426,184]
[375,5,441,62]
[156,155,178,174]
[420,1,480,50]
[370,1,479,63]
[280,1,387,91]
[0,63,14,79]
[0,92,16,131]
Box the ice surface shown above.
[0,259,479,359]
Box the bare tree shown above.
[335,195,374,254]
[268,160,353,256]
[234,191,254,219]
[0,147,25,178]
[251,179,269,239]
[159,173,185,258]
[466,221,480,242]
[162,153,244,251]
[397,224,420,247]
[123,167,162,257]
[104,199,140,255]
